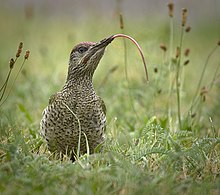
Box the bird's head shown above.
[68,35,114,80]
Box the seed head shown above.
[160,44,167,52]
[181,8,188,27]
[16,49,22,58]
[184,48,190,57]
[119,13,124,30]
[154,67,158,73]
[200,86,208,96]
[16,42,23,58]
[183,60,190,66]
[9,58,15,69]
[191,113,196,118]
[167,2,174,17]
[24,50,30,60]
[218,39,220,46]
[185,26,191,33]
[175,47,180,58]
[157,89,162,94]
[18,42,23,49]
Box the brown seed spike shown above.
[218,39,220,46]
[185,26,191,33]
[183,60,190,66]
[160,44,167,52]
[167,2,174,17]
[191,113,196,118]
[119,13,124,30]
[200,86,208,96]
[19,42,23,49]
[182,8,188,27]
[16,49,22,58]
[9,58,15,69]
[16,42,23,58]
[112,34,149,81]
[184,48,190,57]
[175,47,180,58]
[24,50,30,60]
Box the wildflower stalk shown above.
[175,8,188,130]
[0,50,30,107]
[0,69,12,102]
[0,58,17,104]
[0,42,24,106]
[62,102,81,160]
[0,56,18,99]
[119,13,141,121]
[0,58,15,92]
[167,3,174,131]
[189,44,219,114]
[119,13,128,81]
[209,63,220,90]
[176,26,184,130]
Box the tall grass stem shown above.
[119,14,141,121]
[0,59,25,107]
[168,17,174,131]
[63,102,82,160]
[189,45,219,113]
[176,27,184,129]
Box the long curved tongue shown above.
[112,34,149,82]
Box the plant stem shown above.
[176,27,184,130]
[119,14,141,121]
[209,63,220,90]
[0,58,18,101]
[63,102,82,160]
[0,58,25,107]
[0,69,12,102]
[189,45,218,114]
[168,16,174,132]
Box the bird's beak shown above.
[94,35,114,49]
[81,35,114,64]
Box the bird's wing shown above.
[98,96,106,115]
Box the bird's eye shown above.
[78,46,88,54]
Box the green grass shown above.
[0,3,220,195]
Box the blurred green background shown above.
[0,1,220,194]
[1,0,219,128]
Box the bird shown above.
[40,35,114,160]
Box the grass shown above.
[0,1,220,194]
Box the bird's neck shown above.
[61,64,98,100]
[63,74,96,97]
[66,64,95,82]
